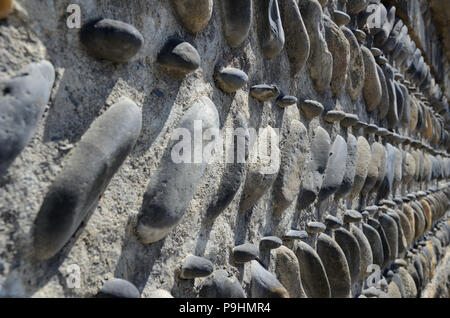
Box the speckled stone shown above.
[250,260,289,298]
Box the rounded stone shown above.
[250,84,280,102]
[95,279,140,298]
[323,110,346,123]
[343,210,363,223]
[260,236,283,250]
[365,124,379,134]
[250,260,289,298]
[371,47,382,57]
[324,215,343,229]
[276,95,298,108]
[340,113,359,128]
[80,18,144,63]
[215,67,248,93]
[219,0,253,47]
[170,0,213,33]
[306,221,327,234]
[233,243,259,264]
[353,29,366,42]
[333,10,350,26]
[376,56,388,65]
[284,230,308,241]
[157,38,201,76]
[300,99,324,119]
[180,255,214,279]
[199,270,246,298]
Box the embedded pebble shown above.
[335,227,361,285]
[215,67,248,93]
[369,218,391,268]
[353,29,366,42]
[233,243,259,263]
[260,236,282,250]
[340,113,359,128]
[362,222,384,266]
[220,0,252,47]
[334,134,358,201]
[95,278,140,298]
[325,215,343,230]
[33,98,142,260]
[333,10,350,26]
[170,0,213,33]
[258,0,285,59]
[136,97,219,243]
[0,60,55,176]
[294,241,331,298]
[376,64,390,119]
[371,143,387,194]
[361,142,384,196]
[350,224,373,280]
[80,18,144,63]
[379,213,398,262]
[199,270,246,298]
[299,99,324,119]
[307,222,327,234]
[250,260,289,298]
[284,230,308,241]
[272,246,307,298]
[180,255,214,279]
[276,95,298,108]
[279,0,310,75]
[323,110,345,123]
[157,38,201,76]
[349,136,371,200]
[342,26,365,101]
[361,45,382,112]
[250,84,280,102]
[343,210,363,224]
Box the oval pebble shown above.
[157,38,201,77]
[250,260,289,298]
[180,255,214,279]
[233,243,259,263]
[215,67,248,93]
[95,278,140,298]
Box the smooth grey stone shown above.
[298,0,333,93]
[157,38,201,76]
[361,45,382,112]
[250,260,289,298]
[199,270,246,298]
[376,143,396,201]
[215,67,248,93]
[206,113,249,220]
[260,236,282,250]
[333,10,350,26]
[318,135,348,202]
[373,5,396,47]
[307,221,327,234]
[399,84,411,127]
[323,110,345,123]
[371,143,387,194]
[324,16,350,97]
[361,142,383,196]
[136,97,219,243]
[376,64,390,119]
[80,18,144,63]
[340,113,359,128]
[334,134,357,201]
[258,0,285,59]
[250,84,280,101]
[272,245,307,298]
[233,243,259,263]
[362,223,384,266]
[298,127,330,209]
[379,213,398,262]
[325,215,343,230]
[365,124,379,134]
[220,0,252,47]
[180,255,214,279]
[353,29,366,42]
[349,136,371,201]
[347,0,369,14]
[170,0,212,33]
[375,127,389,136]
[0,60,55,176]
[240,125,280,212]
[273,119,308,216]
[351,225,373,280]
[343,210,362,224]
[317,233,351,298]
[299,99,324,119]
[370,47,382,57]
[387,210,407,255]
[368,218,391,268]
[335,227,361,285]
[294,241,331,298]
[386,81,402,128]
[33,98,142,260]
[376,55,388,65]
[95,279,140,298]
[276,95,298,108]
[284,230,308,241]
[342,26,365,101]
[279,0,310,76]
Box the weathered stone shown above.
[215,67,248,93]
[350,225,373,280]
[368,217,391,268]
[298,0,333,93]
[170,0,212,33]
[298,127,330,209]
[33,98,142,260]
[279,0,310,75]
[318,135,347,202]
[299,99,324,119]
[334,134,357,201]
[340,113,359,128]
[392,147,403,192]
[376,64,390,119]
[361,142,384,196]
[397,267,418,298]
[362,222,384,266]
[199,270,246,298]
[250,260,289,298]
[240,125,280,211]
[95,279,140,298]
[80,18,144,63]
[157,38,201,76]
[260,236,283,250]
[272,246,307,298]
[317,233,351,298]
[342,27,365,101]
[349,136,371,201]
[371,142,387,194]
[323,110,345,123]
[233,243,259,263]
[361,45,382,112]
[250,84,280,101]
[284,230,308,241]
[294,241,331,298]
[325,215,343,230]
[347,0,369,14]
[0,60,55,176]
[180,255,214,279]
[353,29,366,42]
[307,221,327,234]
[387,210,407,255]
[258,0,285,59]
[402,152,416,185]
[333,11,350,27]
[0,0,13,19]
[220,0,252,47]
[376,143,396,201]
[136,97,218,243]
[276,95,298,108]
[324,16,350,97]
[273,119,308,215]
[335,227,361,285]
[379,213,398,262]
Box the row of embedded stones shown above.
[97,186,450,298]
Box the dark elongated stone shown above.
[80,19,144,63]
[157,38,201,76]
[215,67,248,93]
[350,225,373,280]
[199,270,246,298]
[318,135,347,202]
[0,60,55,176]
[323,110,345,123]
[317,233,351,298]
[334,134,357,200]
[335,228,361,285]
[361,45,382,112]
[250,260,289,298]
[368,218,391,268]
[220,0,252,47]
[349,136,371,200]
[371,142,387,194]
[294,241,331,298]
[170,0,213,33]
[95,279,140,298]
[379,213,398,262]
[33,98,142,260]
[333,10,350,26]
[258,0,285,59]
[342,27,365,101]
[233,243,259,263]
[376,64,390,119]
[362,223,384,266]
[377,143,396,201]
[387,210,406,255]
[136,97,219,243]
[279,0,310,76]
[180,255,214,279]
